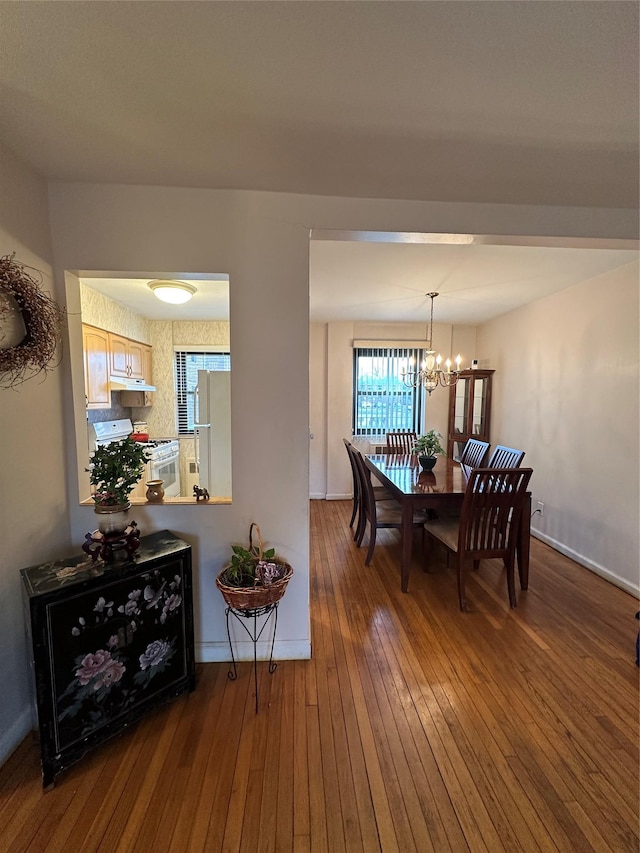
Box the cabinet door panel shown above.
[83,325,110,408]
[128,340,145,379]
[50,558,189,753]
[109,334,129,377]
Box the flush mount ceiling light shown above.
[148,280,197,304]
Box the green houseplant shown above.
[88,436,150,507]
[87,437,150,535]
[216,523,293,611]
[412,429,446,471]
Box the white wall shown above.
[477,261,639,593]
[0,145,72,764]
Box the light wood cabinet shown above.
[82,326,153,410]
[82,324,110,409]
[108,333,145,380]
[447,369,494,461]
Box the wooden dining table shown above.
[364,453,531,593]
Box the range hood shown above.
[109,376,156,392]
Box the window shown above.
[175,350,231,434]
[352,347,424,436]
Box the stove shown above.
[89,419,181,497]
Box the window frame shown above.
[352,346,424,437]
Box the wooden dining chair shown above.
[343,439,361,531]
[344,440,392,541]
[386,431,418,454]
[353,449,427,565]
[486,444,525,468]
[458,438,490,468]
[423,467,533,611]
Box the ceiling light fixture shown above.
[148,280,197,304]
[401,292,462,395]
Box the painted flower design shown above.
[144,582,166,610]
[94,596,114,613]
[93,658,125,690]
[75,650,112,685]
[139,639,171,671]
[118,589,142,617]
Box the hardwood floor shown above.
[1,499,638,852]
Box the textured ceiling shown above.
[1,1,638,207]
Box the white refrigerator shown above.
[194,370,232,497]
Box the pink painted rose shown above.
[93,659,125,690]
[75,650,112,685]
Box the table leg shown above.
[401,501,413,592]
[517,495,531,589]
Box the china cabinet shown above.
[20,530,195,788]
[447,369,494,461]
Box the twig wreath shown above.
[0,253,66,389]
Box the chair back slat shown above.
[459,438,490,468]
[386,431,418,454]
[487,445,525,468]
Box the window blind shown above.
[175,351,231,434]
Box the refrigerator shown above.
[194,370,232,497]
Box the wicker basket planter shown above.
[216,523,293,612]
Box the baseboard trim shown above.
[197,639,311,663]
[0,707,33,768]
[310,492,326,500]
[531,528,639,597]
[325,494,351,501]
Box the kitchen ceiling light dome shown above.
[148,280,197,304]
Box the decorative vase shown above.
[94,502,131,536]
[145,480,165,502]
[418,455,437,472]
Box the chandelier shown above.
[401,292,462,394]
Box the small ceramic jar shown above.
[145,480,165,502]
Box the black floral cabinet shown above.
[20,530,195,788]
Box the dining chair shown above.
[423,467,533,611]
[486,444,525,468]
[458,438,490,468]
[353,450,426,565]
[344,441,392,541]
[343,439,361,531]
[386,431,418,454]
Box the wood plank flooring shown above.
[1,499,638,852]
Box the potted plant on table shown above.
[216,523,293,612]
[412,429,446,471]
[87,436,150,534]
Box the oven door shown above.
[150,453,181,497]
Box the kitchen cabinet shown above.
[20,530,195,789]
[108,333,146,380]
[447,368,494,460]
[82,324,110,409]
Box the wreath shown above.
[0,253,66,389]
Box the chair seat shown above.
[377,501,428,525]
[423,516,460,551]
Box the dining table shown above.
[364,452,531,593]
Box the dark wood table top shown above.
[365,453,470,498]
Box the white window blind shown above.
[352,347,424,437]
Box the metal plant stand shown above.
[225,602,279,713]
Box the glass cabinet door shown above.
[448,369,494,458]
